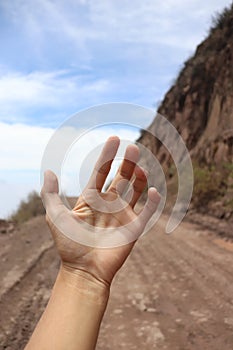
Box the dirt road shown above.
[0,214,233,349]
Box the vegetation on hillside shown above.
[210,3,233,33]
[10,191,45,223]
[192,162,233,217]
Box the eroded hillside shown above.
[138,4,233,220]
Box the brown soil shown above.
[0,215,233,350]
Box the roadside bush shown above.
[192,164,224,207]
[10,191,45,223]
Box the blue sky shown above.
[0,0,232,218]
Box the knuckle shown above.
[120,169,131,178]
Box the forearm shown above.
[25,265,110,350]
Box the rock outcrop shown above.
[138,4,233,219]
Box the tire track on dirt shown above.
[0,246,59,350]
[1,241,54,301]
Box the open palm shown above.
[41,136,160,286]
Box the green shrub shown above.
[192,165,224,207]
[10,191,45,223]
[223,162,233,177]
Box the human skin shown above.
[24,136,160,350]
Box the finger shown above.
[139,187,161,229]
[129,166,147,208]
[85,136,120,191]
[40,170,65,213]
[108,144,139,195]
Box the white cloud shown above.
[0,70,109,105]
[2,0,232,56]
[86,0,232,51]
[0,69,157,127]
[0,122,54,217]
[0,122,53,170]
[0,70,111,122]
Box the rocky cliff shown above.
[138,4,233,219]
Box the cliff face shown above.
[138,4,233,219]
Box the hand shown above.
[41,136,160,289]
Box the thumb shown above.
[42,169,59,194]
[40,170,64,212]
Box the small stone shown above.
[147,307,156,313]
[113,309,123,314]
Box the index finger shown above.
[85,136,120,191]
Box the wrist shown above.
[57,264,110,305]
